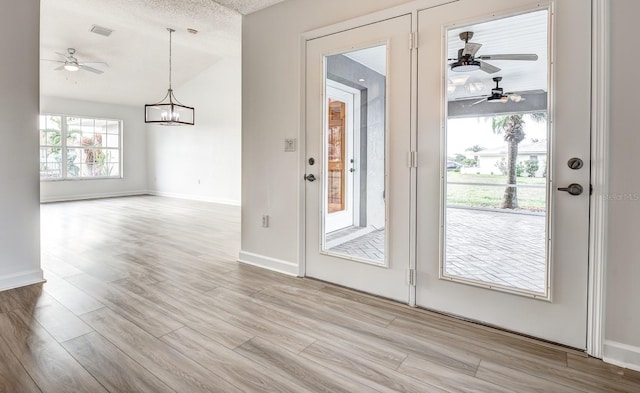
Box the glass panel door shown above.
[416,0,591,348]
[305,14,412,302]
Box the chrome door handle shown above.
[304,174,316,182]
[557,183,583,196]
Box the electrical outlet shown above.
[284,138,296,152]
[262,215,269,228]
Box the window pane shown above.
[322,45,387,265]
[39,147,62,178]
[107,121,120,134]
[106,134,119,148]
[442,9,549,296]
[66,148,82,177]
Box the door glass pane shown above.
[443,10,550,296]
[322,45,387,264]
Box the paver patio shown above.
[328,207,546,293]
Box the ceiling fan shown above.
[469,77,541,105]
[43,48,108,74]
[449,31,538,74]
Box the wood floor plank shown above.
[267,282,398,328]
[398,354,517,393]
[388,313,568,368]
[41,271,104,316]
[0,334,42,393]
[81,307,244,393]
[0,308,107,393]
[113,278,254,349]
[475,360,584,393]
[30,292,94,342]
[65,273,183,337]
[162,327,313,393]
[566,353,640,392]
[300,339,449,393]
[211,286,409,369]
[254,285,482,375]
[235,337,381,393]
[63,331,176,393]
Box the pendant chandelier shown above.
[145,28,195,126]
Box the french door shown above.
[304,0,591,349]
[416,0,591,349]
[304,15,412,302]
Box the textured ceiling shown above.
[40,0,284,106]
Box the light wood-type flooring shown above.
[0,195,637,392]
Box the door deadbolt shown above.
[308,157,315,165]
[557,183,583,196]
[567,157,584,170]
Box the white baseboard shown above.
[0,269,45,292]
[40,190,148,203]
[603,340,640,372]
[238,251,299,276]
[148,190,241,206]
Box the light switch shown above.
[284,138,296,152]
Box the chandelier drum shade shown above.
[145,28,195,126]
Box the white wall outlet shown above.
[262,215,270,228]
[284,138,296,152]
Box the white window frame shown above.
[39,114,123,181]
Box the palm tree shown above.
[491,113,546,209]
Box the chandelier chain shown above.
[168,28,175,90]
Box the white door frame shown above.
[297,0,609,358]
[324,80,361,233]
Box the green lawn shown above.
[446,172,547,211]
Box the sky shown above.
[447,116,548,157]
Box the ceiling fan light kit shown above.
[450,58,481,72]
[64,63,80,72]
[43,47,107,74]
[145,28,195,126]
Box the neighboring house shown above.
[463,139,547,177]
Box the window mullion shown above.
[61,116,68,179]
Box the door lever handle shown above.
[557,183,583,196]
[304,174,316,182]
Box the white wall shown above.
[0,0,43,290]
[147,56,242,206]
[604,0,640,371]
[242,0,640,371]
[240,0,413,272]
[40,96,148,202]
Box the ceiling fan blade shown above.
[80,65,104,74]
[55,52,68,58]
[477,54,538,61]
[506,89,546,95]
[81,61,108,67]
[41,59,65,63]
[471,98,488,106]
[54,65,66,71]
[462,42,482,57]
[479,60,501,74]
